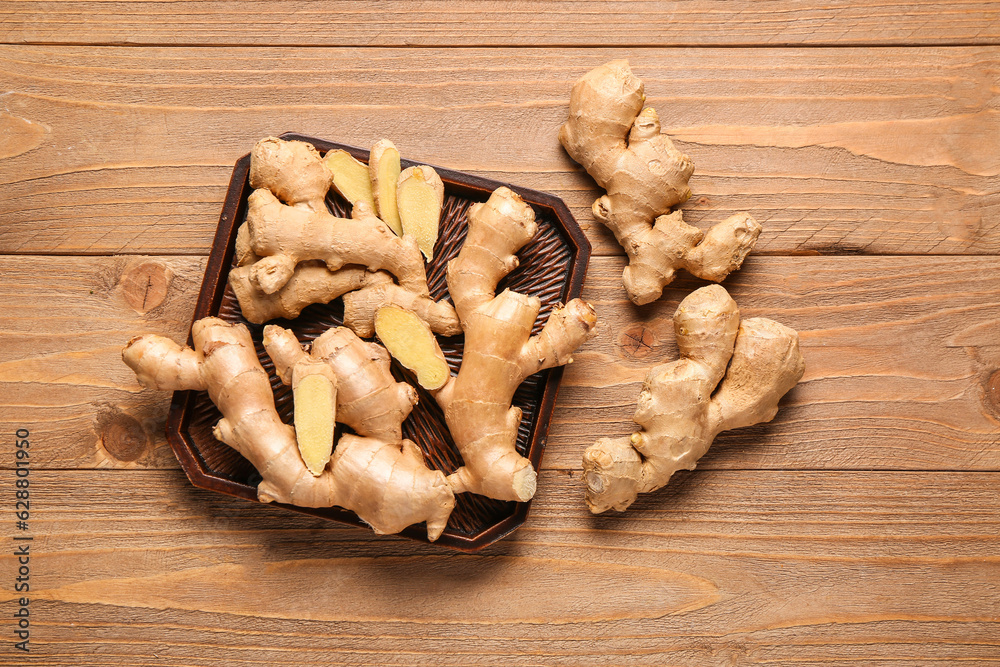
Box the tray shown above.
[165,132,591,551]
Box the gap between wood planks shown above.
[4,41,1000,48]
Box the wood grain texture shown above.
[0,254,204,468]
[546,254,1000,471]
[0,468,995,665]
[2,12,999,662]
[1,46,998,256]
[6,254,1000,474]
[2,1,999,47]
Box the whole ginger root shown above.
[122,317,454,541]
[582,285,804,513]
[375,187,598,502]
[559,60,761,305]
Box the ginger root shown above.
[122,317,455,540]
[230,137,460,336]
[249,137,331,213]
[290,360,338,477]
[434,187,598,501]
[582,285,804,513]
[324,148,377,212]
[263,325,456,540]
[243,188,428,296]
[559,60,761,305]
[375,305,451,391]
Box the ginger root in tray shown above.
[582,285,804,514]
[233,137,455,335]
[560,60,761,305]
[375,187,598,501]
[124,136,598,540]
[123,318,454,540]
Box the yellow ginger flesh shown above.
[397,165,444,261]
[324,149,377,212]
[582,285,805,514]
[370,139,402,235]
[375,305,451,391]
[291,361,338,476]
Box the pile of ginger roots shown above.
[123,59,805,542]
[124,136,597,541]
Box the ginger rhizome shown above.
[231,137,455,334]
[582,285,804,514]
[263,325,455,539]
[289,359,338,476]
[324,149,376,212]
[428,187,597,501]
[559,60,761,305]
[122,317,454,540]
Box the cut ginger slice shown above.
[291,361,338,476]
[375,305,450,390]
[324,149,376,212]
[369,139,403,235]
[397,165,444,261]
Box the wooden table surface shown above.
[2,3,999,665]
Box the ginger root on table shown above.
[324,148,377,212]
[559,60,761,305]
[122,317,455,540]
[582,285,804,514]
[370,139,403,236]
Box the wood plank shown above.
[1,46,998,256]
[5,254,1000,473]
[0,255,204,469]
[2,1,999,47]
[546,254,1000,471]
[0,468,996,665]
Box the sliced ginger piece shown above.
[397,165,444,261]
[291,360,338,476]
[375,305,450,390]
[370,139,403,235]
[324,149,377,212]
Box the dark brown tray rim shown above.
[165,133,591,552]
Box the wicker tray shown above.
[165,133,590,551]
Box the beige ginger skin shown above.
[431,187,598,502]
[122,318,454,540]
[559,60,762,305]
[249,137,332,213]
[582,285,805,514]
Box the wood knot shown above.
[0,113,48,160]
[986,370,1000,414]
[120,261,173,313]
[95,406,149,463]
[619,325,657,359]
